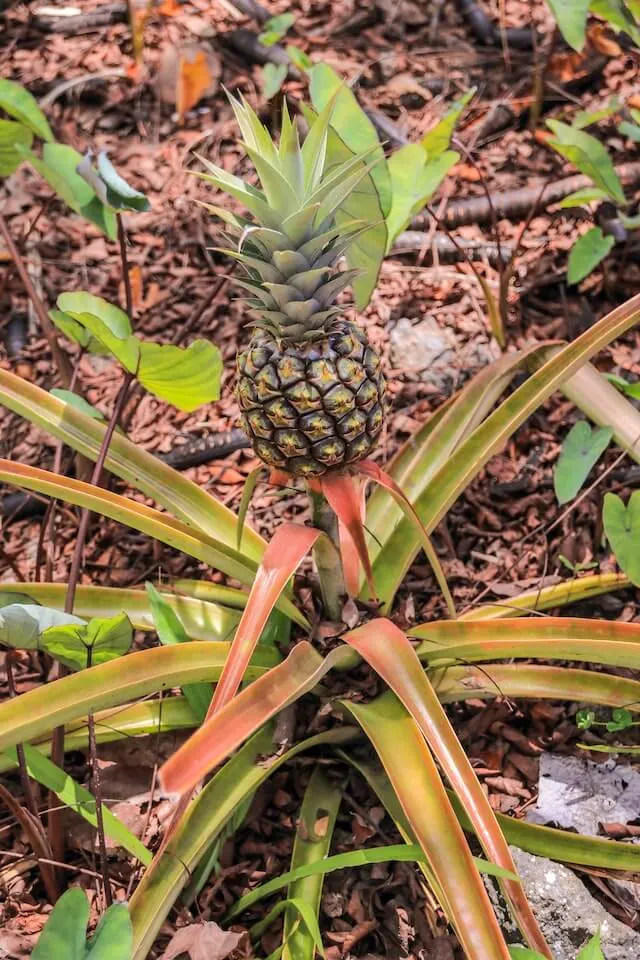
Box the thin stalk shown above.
[6,654,41,824]
[86,645,112,907]
[309,490,345,620]
[0,212,72,387]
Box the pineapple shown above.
[198,94,386,477]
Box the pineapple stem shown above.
[309,490,345,620]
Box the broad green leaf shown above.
[0,603,84,648]
[553,420,612,503]
[145,581,212,721]
[2,742,151,865]
[308,62,391,216]
[591,0,640,44]
[286,45,312,71]
[17,143,117,238]
[259,12,295,45]
[557,186,610,207]
[606,706,634,731]
[50,389,107,422]
[577,929,605,959]
[261,63,288,99]
[86,904,133,960]
[567,226,615,284]
[0,78,54,141]
[604,372,640,398]
[603,491,640,584]
[546,120,626,204]
[56,291,138,370]
[385,145,458,250]
[0,119,32,175]
[545,0,590,49]
[31,888,89,960]
[421,88,474,158]
[41,613,133,671]
[137,339,222,411]
[49,308,109,355]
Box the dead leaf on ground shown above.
[154,43,221,118]
[160,922,244,960]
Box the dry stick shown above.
[0,213,72,388]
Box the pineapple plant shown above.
[198,94,386,477]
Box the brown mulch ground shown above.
[1,0,640,956]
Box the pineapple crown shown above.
[195,92,376,342]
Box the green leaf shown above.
[604,371,640,398]
[545,0,591,49]
[508,949,547,960]
[0,603,84,648]
[261,63,288,100]
[137,339,222,412]
[557,187,610,208]
[591,0,640,44]
[76,151,150,213]
[31,888,89,960]
[553,420,612,503]
[567,226,615,284]
[308,62,391,216]
[576,708,597,729]
[421,88,474,158]
[2,742,152,865]
[145,582,212,721]
[259,12,295,45]
[86,903,133,960]
[619,119,640,141]
[386,144,458,249]
[0,119,32,176]
[17,143,117,238]
[606,706,634,731]
[56,291,138,369]
[573,98,621,129]
[286,45,312,71]
[0,78,54,142]
[577,929,605,959]
[49,308,109,355]
[50,389,107,422]
[546,120,626,204]
[41,613,133,671]
[603,491,640,585]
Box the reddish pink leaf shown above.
[344,618,551,957]
[207,524,319,718]
[320,472,376,599]
[338,476,367,597]
[160,642,350,795]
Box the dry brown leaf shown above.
[161,922,243,960]
[154,43,220,116]
[157,0,181,15]
[587,22,622,57]
[177,50,214,120]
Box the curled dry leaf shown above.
[154,43,221,119]
[160,922,244,960]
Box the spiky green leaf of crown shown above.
[197,93,377,342]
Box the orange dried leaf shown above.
[157,0,181,15]
[177,50,213,120]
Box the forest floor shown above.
[1,0,640,957]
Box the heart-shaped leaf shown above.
[603,491,640,585]
[76,151,150,213]
[546,120,626,205]
[567,227,615,285]
[261,63,288,100]
[41,612,132,671]
[554,420,612,503]
[49,308,110,355]
[137,339,222,411]
[421,88,474,159]
[385,144,458,250]
[545,0,590,50]
[0,78,54,142]
[0,604,84,648]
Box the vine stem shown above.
[309,490,345,620]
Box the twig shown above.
[6,654,40,822]
[38,70,127,109]
[412,162,640,229]
[0,213,72,387]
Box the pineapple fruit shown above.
[198,94,386,478]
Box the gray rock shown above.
[511,847,640,959]
[527,753,640,837]
[389,316,500,391]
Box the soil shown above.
[1,0,640,957]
